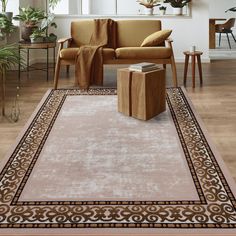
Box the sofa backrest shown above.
[116,20,162,47]
[71,20,94,47]
[71,20,162,48]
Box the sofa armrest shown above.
[165,38,173,48]
[58,37,72,44]
[57,38,73,55]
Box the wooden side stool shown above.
[183,51,203,88]
[117,68,166,121]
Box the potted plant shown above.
[13,7,45,41]
[40,12,57,42]
[137,0,161,15]
[29,12,58,43]
[164,0,191,15]
[29,28,46,43]
[0,44,21,117]
[159,6,167,15]
[0,13,16,40]
[1,0,13,21]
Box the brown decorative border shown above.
[0,88,235,228]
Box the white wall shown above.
[209,0,236,19]
[162,0,209,61]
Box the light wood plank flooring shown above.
[1,61,236,181]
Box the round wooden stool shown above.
[183,51,203,88]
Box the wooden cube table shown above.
[117,68,166,121]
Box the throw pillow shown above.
[141,30,172,47]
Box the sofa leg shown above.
[171,56,178,87]
[66,65,70,75]
[54,60,61,89]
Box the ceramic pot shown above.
[173,7,183,15]
[2,12,13,21]
[48,34,57,42]
[30,36,44,43]
[160,10,166,15]
[144,8,154,15]
[21,25,37,41]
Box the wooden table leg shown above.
[47,47,49,81]
[1,70,6,116]
[183,54,189,86]
[191,55,196,88]
[209,19,216,49]
[197,55,203,86]
[18,46,21,81]
[53,47,56,77]
[27,48,29,72]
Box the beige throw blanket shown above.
[75,19,116,89]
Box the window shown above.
[51,0,190,16]
[51,0,140,15]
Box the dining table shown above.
[209,18,226,49]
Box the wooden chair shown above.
[215,18,236,49]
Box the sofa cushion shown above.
[60,48,115,60]
[141,30,172,47]
[115,47,172,59]
[116,20,162,47]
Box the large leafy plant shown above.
[164,0,191,8]
[0,44,21,74]
[13,7,45,26]
[31,12,58,41]
[0,13,16,38]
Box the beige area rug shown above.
[0,88,236,235]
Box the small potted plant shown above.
[29,28,46,43]
[164,0,191,15]
[13,7,45,41]
[29,12,58,43]
[137,0,161,15]
[159,6,167,15]
[1,0,13,21]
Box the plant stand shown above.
[18,41,56,81]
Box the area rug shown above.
[0,87,236,236]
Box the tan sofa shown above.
[54,20,177,89]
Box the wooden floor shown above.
[1,61,236,181]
